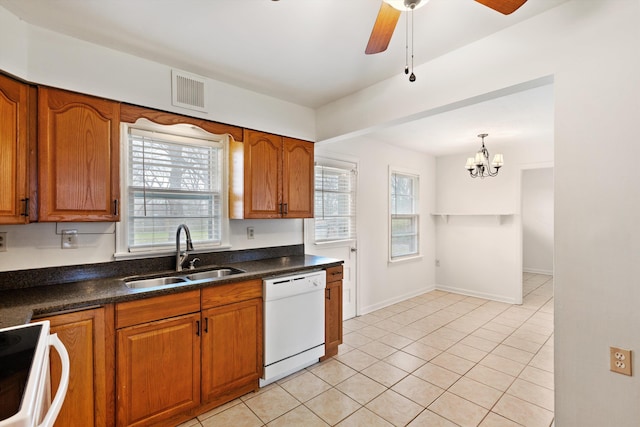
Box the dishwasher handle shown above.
[38,333,70,427]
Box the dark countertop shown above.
[0,255,342,329]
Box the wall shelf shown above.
[431,213,514,225]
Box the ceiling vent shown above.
[171,69,207,113]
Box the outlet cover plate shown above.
[0,232,6,252]
[610,346,632,376]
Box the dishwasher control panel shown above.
[263,270,326,301]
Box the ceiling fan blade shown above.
[474,0,528,15]
[365,2,401,55]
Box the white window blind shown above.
[314,162,357,243]
[127,128,223,250]
[390,171,419,259]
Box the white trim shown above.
[523,267,554,275]
[434,284,520,305]
[359,284,436,315]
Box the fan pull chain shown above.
[409,7,416,82]
[404,9,409,75]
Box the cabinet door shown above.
[38,87,120,221]
[324,279,343,359]
[117,313,200,427]
[282,137,314,218]
[243,130,282,218]
[37,306,115,427]
[201,298,262,403]
[0,74,31,224]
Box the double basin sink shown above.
[124,267,245,290]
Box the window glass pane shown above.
[127,129,222,250]
[390,171,419,259]
[314,163,356,242]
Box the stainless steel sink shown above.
[186,267,244,281]
[125,276,188,289]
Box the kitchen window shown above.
[313,159,357,243]
[389,168,419,261]
[117,122,228,255]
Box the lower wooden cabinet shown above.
[35,305,115,427]
[201,298,262,404]
[116,313,201,427]
[114,282,262,426]
[322,265,344,360]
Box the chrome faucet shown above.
[176,224,194,272]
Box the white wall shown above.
[315,138,436,314]
[435,142,553,303]
[553,1,640,424]
[522,168,554,275]
[315,1,640,424]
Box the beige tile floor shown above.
[180,273,554,427]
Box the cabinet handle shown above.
[283,203,288,215]
[113,199,119,216]
[20,198,29,217]
[327,288,331,300]
[196,320,200,336]
[204,317,209,333]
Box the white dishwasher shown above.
[260,270,326,387]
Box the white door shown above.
[305,158,358,320]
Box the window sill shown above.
[388,254,423,264]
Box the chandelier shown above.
[465,133,504,178]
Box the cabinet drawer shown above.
[202,279,262,309]
[116,290,200,329]
[325,265,343,282]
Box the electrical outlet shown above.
[61,229,78,249]
[247,227,255,239]
[610,347,632,376]
[0,232,7,252]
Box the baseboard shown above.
[360,284,436,315]
[434,283,519,305]
[524,267,553,275]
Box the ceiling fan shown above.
[365,0,529,55]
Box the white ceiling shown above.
[0,0,563,155]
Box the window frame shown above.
[388,166,421,262]
[115,120,230,259]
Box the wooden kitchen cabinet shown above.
[35,305,115,427]
[201,279,262,407]
[230,129,313,219]
[115,291,201,427]
[38,87,120,221]
[0,73,35,224]
[322,265,343,360]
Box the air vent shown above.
[171,69,207,112]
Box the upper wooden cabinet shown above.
[0,74,34,224]
[38,87,120,221]
[230,129,314,219]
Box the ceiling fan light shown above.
[384,0,430,12]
